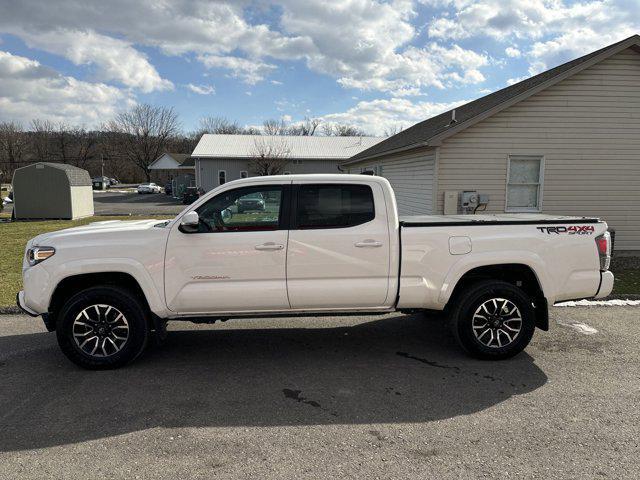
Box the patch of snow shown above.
[555,299,640,307]
[556,319,599,335]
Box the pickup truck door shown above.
[164,183,291,314]
[286,181,391,309]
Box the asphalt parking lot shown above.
[93,191,184,216]
[0,306,638,479]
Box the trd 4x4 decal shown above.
[537,225,595,235]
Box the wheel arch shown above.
[444,263,549,331]
[48,272,154,330]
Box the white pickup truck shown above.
[18,174,614,369]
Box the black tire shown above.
[56,286,149,369]
[450,280,535,360]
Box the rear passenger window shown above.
[296,184,375,229]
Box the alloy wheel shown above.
[472,298,523,348]
[72,304,130,357]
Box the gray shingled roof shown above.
[165,153,191,165]
[38,162,92,186]
[347,35,640,163]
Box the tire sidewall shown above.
[453,281,536,359]
[56,287,149,369]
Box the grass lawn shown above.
[611,269,640,295]
[0,216,172,308]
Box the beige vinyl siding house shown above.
[344,36,640,252]
[347,149,436,215]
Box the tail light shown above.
[595,232,611,271]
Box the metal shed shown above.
[12,162,94,220]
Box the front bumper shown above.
[16,291,39,317]
[595,271,615,299]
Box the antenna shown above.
[449,109,457,126]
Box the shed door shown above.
[380,153,434,215]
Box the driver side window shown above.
[196,186,284,232]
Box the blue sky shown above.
[0,0,638,135]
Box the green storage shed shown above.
[12,162,94,220]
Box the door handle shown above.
[255,242,284,251]
[354,240,383,248]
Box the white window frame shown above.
[505,155,544,212]
[218,170,226,185]
[240,170,248,179]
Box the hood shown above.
[31,219,171,246]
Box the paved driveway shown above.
[0,307,638,479]
[93,191,185,216]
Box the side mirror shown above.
[179,211,200,233]
[221,208,233,222]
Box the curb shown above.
[0,306,22,315]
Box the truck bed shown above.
[400,213,601,227]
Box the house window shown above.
[506,155,544,212]
[240,171,248,179]
[293,159,303,165]
[218,170,226,185]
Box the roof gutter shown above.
[341,141,431,165]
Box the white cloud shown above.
[506,75,527,85]
[187,83,215,95]
[0,50,133,125]
[505,46,521,58]
[528,26,639,72]
[426,0,640,76]
[5,29,172,93]
[0,0,490,95]
[321,97,468,136]
[198,55,276,85]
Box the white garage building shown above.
[191,134,382,192]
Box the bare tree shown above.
[248,138,291,176]
[108,104,181,181]
[288,117,321,136]
[30,119,55,162]
[262,118,288,136]
[71,127,97,169]
[383,125,403,137]
[0,121,26,185]
[322,123,367,136]
[52,122,73,164]
[197,116,246,135]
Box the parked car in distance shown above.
[164,182,173,196]
[236,191,266,213]
[17,174,614,369]
[137,183,162,194]
[109,178,119,186]
[182,186,200,204]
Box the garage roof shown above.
[346,34,640,164]
[192,134,382,159]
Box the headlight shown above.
[27,246,55,266]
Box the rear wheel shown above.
[450,280,535,360]
[56,286,149,369]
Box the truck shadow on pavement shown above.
[0,313,547,452]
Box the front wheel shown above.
[450,280,535,360]
[56,286,150,369]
